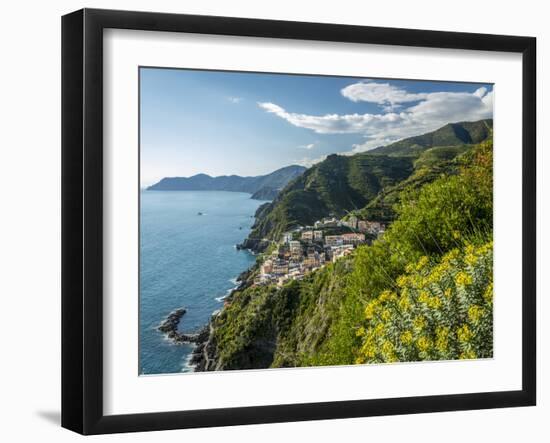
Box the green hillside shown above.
[358,145,470,222]
[243,120,492,249]
[197,139,494,370]
[369,119,493,157]
[242,154,414,248]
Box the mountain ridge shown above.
[193,138,494,371]
[241,119,493,250]
[147,165,306,200]
[369,119,493,156]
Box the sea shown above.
[139,190,265,375]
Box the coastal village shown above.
[253,216,385,287]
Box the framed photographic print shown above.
[61,8,536,435]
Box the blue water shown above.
[139,191,264,375]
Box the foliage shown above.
[210,259,355,369]
[358,146,464,222]
[206,133,494,370]
[369,119,492,156]
[384,140,493,256]
[248,120,493,244]
[355,242,493,363]
[314,139,494,364]
[248,153,414,242]
[413,145,470,169]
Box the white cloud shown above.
[258,101,403,135]
[298,143,316,150]
[258,85,493,153]
[341,80,428,106]
[473,87,487,98]
[227,96,243,104]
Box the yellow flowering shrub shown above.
[356,241,493,364]
[400,330,413,344]
[455,271,473,287]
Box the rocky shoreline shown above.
[158,241,260,371]
[157,272,252,371]
[157,307,206,345]
[151,193,274,372]
[190,276,247,371]
[236,237,269,254]
[188,320,218,371]
[189,267,261,371]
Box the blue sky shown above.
[140,68,493,186]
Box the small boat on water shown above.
[197,212,203,216]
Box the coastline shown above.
[157,307,206,345]
[190,267,255,372]
[146,191,269,374]
[156,302,221,372]
[155,245,259,372]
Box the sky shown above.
[140,68,493,186]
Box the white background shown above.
[104,30,522,415]
[0,0,547,441]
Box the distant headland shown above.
[147,165,306,200]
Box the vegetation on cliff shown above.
[200,137,494,370]
[355,242,493,364]
[244,120,493,246]
[368,119,492,156]
[246,154,414,245]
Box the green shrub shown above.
[355,242,493,364]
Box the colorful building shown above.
[325,235,344,247]
[282,232,293,243]
[341,233,365,245]
[342,215,358,229]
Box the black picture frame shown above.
[62,8,537,435]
